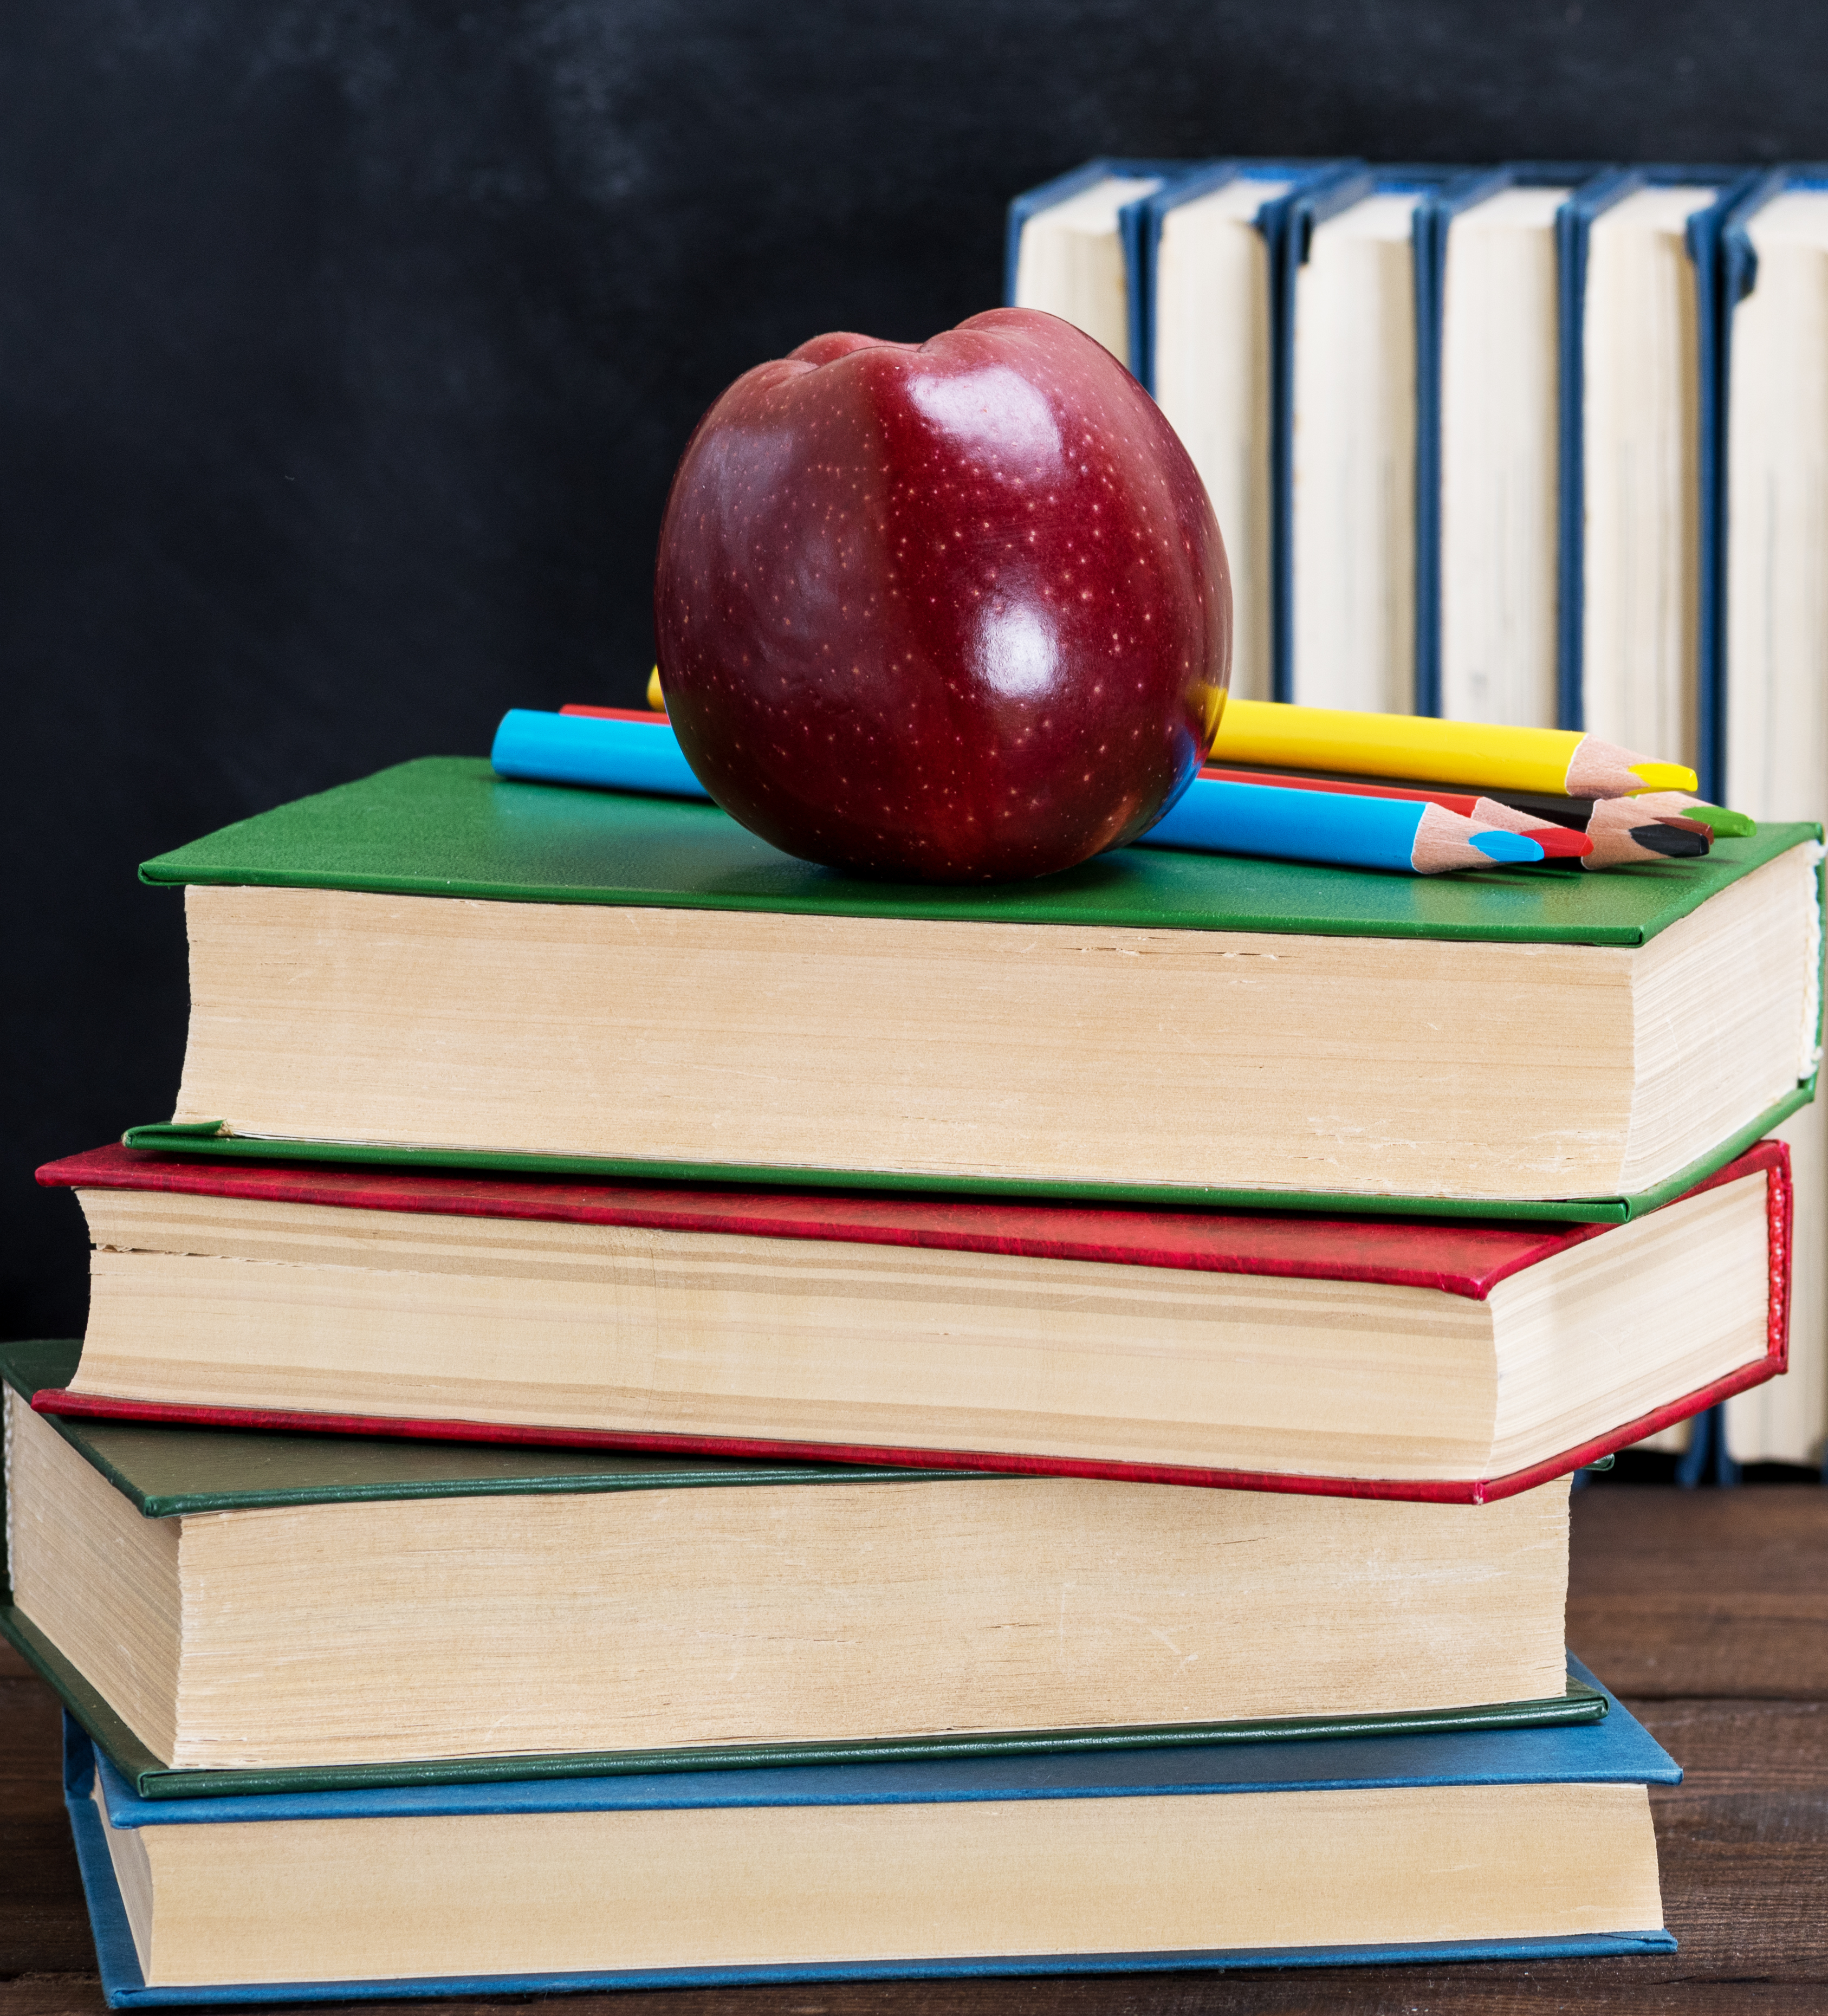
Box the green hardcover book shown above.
[131,756,1823,1217]
[2,1340,1600,1800]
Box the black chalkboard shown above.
[4,0,1821,1334]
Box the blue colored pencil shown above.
[490,710,1543,874]
[1141,776,1544,873]
[491,707,706,799]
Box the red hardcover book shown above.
[35,1139,1788,1503]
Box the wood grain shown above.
[1568,1481,1828,1697]
[4,1486,1825,2013]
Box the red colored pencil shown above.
[1201,767,1593,860]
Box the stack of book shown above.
[4,755,1819,1998]
[1010,156,1828,1470]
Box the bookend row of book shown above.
[1008,155,1827,803]
[1009,154,1828,1474]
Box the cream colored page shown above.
[1291,193,1420,714]
[79,1190,1500,1476]
[4,1392,183,1760]
[1620,844,1823,1194]
[1726,195,1828,821]
[1153,179,1287,700]
[1721,195,1828,1466]
[1582,185,1712,769]
[91,1777,155,1978]
[172,886,1645,1202]
[1012,175,1158,366]
[1488,1174,1769,1470]
[130,1782,1658,1985]
[1439,186,1566,728]
[164,1479,1564,1766]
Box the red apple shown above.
[653,307,1231,882]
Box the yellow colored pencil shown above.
[1210,699,1696,799]
[649,669,1696,802]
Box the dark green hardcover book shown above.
[3,1341,1600,1801]
[131,757,1822,1217]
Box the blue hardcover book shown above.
[1003,157,1196,374]
[1716,164,1828,816]
[67,1659,1676,2003]
[1139,158,1357,702]
[1712,165,1828,1481]
[1130,160,1357,396]
[1273,166,1462,712]
[1415,165,1606,724]
[1555,165,1761,796]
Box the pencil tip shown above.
[1627,762,1698,793]
[1628,822,1710,858]
[1469,831,1544,864]
[1521,825,1594,858]
[1568,737,1697,798]
[1681,802,1757,838]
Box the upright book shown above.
[1559,166,1755,783]
[1003,156,1191,374]
[125,758,1821,1214]
[1140,160,1352,701]
[31,1138,1791,1499]
[1276,166,1461,713]
[1420,165,1599,727]
[1418,161,1747,760]
[1717,166,1828,1465]
[1008,155,1354,701]
[61,1672,1675,2002]
[1012,158,1765,780]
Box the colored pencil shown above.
[1218,764,1751,837]
[640,672,1702,803]
[1210,698,1696,798]
[495,707,705,798]
[1201,767,1593,861]
[585,701,1595,860]
[605,698,1722,871]
[562,703,666,723]
[501,710,1543,874]
[1581,796,1713,869]
[1138,776,1542,873]
[1483,786,1751,840]
[1606,791,1740,835]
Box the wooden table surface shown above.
[4,1482,1824,2014]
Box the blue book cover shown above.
[66,1658,1677,2004]
[1718,166,1828,410]
[1717,167,1828,318]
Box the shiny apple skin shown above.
[653,307,1231,883]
